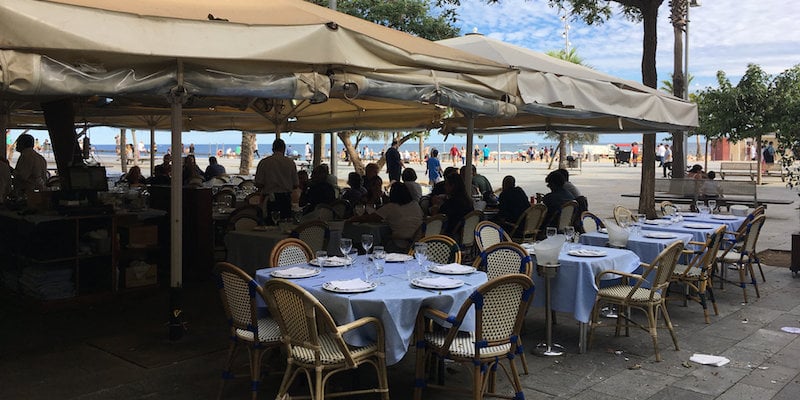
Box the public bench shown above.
[621,178,793,209]
[719,161,785,182]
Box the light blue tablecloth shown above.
[531,246,640,323]
[678,213,746,233]
[255,255,487,365]
[580,231,693,264]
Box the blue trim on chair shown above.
[247,279,258,298]
[415,339,426,349]
[522,286,535,301]
[470,291,484,309]
[215,275,224,289]
[476,339,488,348]
[514,391,525,400]
[446,315,459,324]
[414,378,427,388]
[521,254,532,273]
[251,380,259,391]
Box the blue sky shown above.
[15,0,800,146]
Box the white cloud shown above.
[455,0,800,90]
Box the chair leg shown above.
[218,340,239,400]
[507,357,525,400]
[472,364,483,400]
[516,339,529,375]
[661,302,679,352]
[755,256,766,282]
[707,285,719,316]
[375,355,390,400]
[747,260,760,298]
[647,305,661,362]
[249,348,262,400]
[413,342,426,400]
[738,263,749,303]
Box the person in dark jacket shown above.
[431,172,474,238]
[496,175,529,233]
[542,169,576,229]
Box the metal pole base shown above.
[533,342,565,357]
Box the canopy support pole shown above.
[168,61,188,341]
[330,132,337,178]
[497,135,501,172]
[464,115,475,186]
[149,124,156,176]
[1,104,8,161]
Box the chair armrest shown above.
[337,316,384,340]
[419,307,450,321]
[595,269,642,285]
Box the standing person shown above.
[449,144,459,166]
[662,144,673,178]
[137,141,147,158]
[384,140,404,183]
[631,142,639,167]
[12,133,47,196]
[255,138,299,220]
[188,143,195,155]
[425,148,443,186]
[763,141,776,170]
[304,142,312,161]
[460,146,466,165]
[252,136,260,159]
[745,142,752,161]
[656,143,666,167]
[473,145,480,164]
[482,144,490,166]
[114,134,120,158]
[749,142,757,161]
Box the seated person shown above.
[542,169,576,230]
[182,154,204,186]
[557,168,588,213]
[123,165,146,187]
[495,175,529,234]
[350,182,423,253]
[687,164,708,180]
[699,171,723,198]
[430,166,459,197]
[341,172,367,205]
[402,168,423,202]
[147,163,171,185]
[430,173,474,239]
[204,156,226,180]
[302,164,336,213]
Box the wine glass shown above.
[315,250,328,267]
[695,200,704,213]
[372,246,386,284]
[339,238,353,264]
[412,242,428,280]
[362,260,376,284]
[361,234,374,255]
[546,227,557,239]
[708,199,717,214]
[564,226,575,250]
[270,210,281,226]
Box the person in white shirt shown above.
[350,182,423,253]
[656,143,666,167]
[662,144,673,178]
[12,133,48,195]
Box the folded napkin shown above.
[273,266,315,278]
[644,219,668,225]
[689,353,730,367]
[324,256,351,266]
[327,278,371,290]
[711,215,739,220]
[683,223,714,229]
[568,249,606,257]
[432,263,474,274]
[416,276,461,288]
[385,253,412,262]
[644,232,677,239]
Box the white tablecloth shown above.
[255,256,486,365]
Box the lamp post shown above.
[684,0,701,166]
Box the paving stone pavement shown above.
[2,158,797,399]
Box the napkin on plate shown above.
[644,219,668,225]
[568,249,606,257]
[432,263,474,274]
[325,256,351,266]
[689,353,730,367]
[684,223,714,229]
[416,276,461,288]
[327,278,371,290]
[274,266,314,277]
[385,253,412,262]
[645,232,677,239]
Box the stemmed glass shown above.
[708,199,717,214]
[412,242,428,280]
[339,238,353,266]
[372,246,386,284]
[695,200,704,213]
[564,226,575,250]
[546,227,557,239]
[361,234,374,255]
[270,210,281,226]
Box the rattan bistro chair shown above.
[474,221,511,253]
[213,262,282,400]
[716,214,766,303]
[269,238,314,268]
[411,234,461,264]
[670,225,726,323]
[613,205,634,227]
[589,240,684,362]
[556,200,578,232]
[262,279,389,400]
[457,210,483,263]
[505,204,547,243]
[579,211,605,234]
[289,220,330,253]
[413,274,535,400]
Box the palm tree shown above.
[544,48,599,169]
[660,73,702,160]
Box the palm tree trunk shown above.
[239,131,255,175]
[637,2,661,219]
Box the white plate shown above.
[598,228,608,234]
[411,277,464,289]
[644,220,668,225]
[270,267,321,279]
[309,257,352,267]
[711,215,740,220]
[678,212,699,217]
[683,223,715,229]
[429,264,477,275]
[568,249,607,257]
[644,232,678,239]
[385,253,414,263]
[322,280,377,293]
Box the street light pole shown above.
[685,0,701,166]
